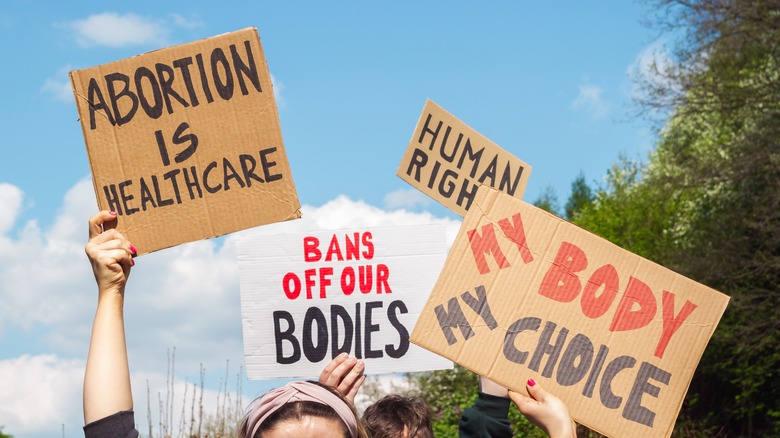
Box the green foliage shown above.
[532,185,561,216]
[573,154,677,264]
[583,1,780,435]
[408,365,478,437]
[563,172,594,220]
[407,366,546,437]
[0,426,12,438]
[507,405,548,438]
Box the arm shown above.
[83,211,137,424]
[509,379,576,438]
[458,376,513,438]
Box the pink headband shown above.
[245,381,358,438]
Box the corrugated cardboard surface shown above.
[237,224,452,379]
[396,99,531,216]
[410,186,729,438]
[71,28,300,255]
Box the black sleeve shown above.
[84,411,139,438]
[459,392,514,438]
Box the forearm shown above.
[83,292,132,424]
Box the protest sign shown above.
[70,28,300,255]
[396,99,531,216]
[237,224,453,379]
[410,186,729,437]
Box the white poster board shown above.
[238,224,453,379]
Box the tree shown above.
[635,0,780,126]
[532,185,560,216]
[408,365,546,437]
[564,172,594,220]
[648,94,780,437]
[573,154,676,264]
[626,1,780,434]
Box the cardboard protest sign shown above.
[410,186,729,438]
[70,28,300,255]
[396,99,531,216]
[237,224,453,379]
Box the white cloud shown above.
[0,183,23,235]
[0,355,84,437]
[244,195,461,248]
[626,39,682,102]
[0,180,463,437]
[0,353,255,438]
[42,66,76,102]
[570,84,611,119]
[171,14,204,30]
[42,76,73,102]
[383,188,431,210]
[132,364,254,438]
[270,73,285,108]
[67,12,170,48]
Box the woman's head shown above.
[240,381,367,438]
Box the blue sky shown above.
[0,2,667,436]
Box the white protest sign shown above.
[238,224,453,379]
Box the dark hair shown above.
[362,395,433,438]
[238,381,368,438]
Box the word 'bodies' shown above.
[70,28,300,255]
[238,224,452,379]
[396,99,531,216]
[410,186,729,438]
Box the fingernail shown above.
[109,211,117,216]
[338,352,348,359]
[131,258,136,267]
[130,245,137,255]
[527,379,536,387]
[347,356,357,363]
[356,361,364,370]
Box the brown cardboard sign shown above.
[410,186,729,438]
[70,28,300,255]
[396,99,531,216]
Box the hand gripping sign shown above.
[410,186,729,438]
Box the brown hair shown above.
[238,381,368,438]
[362,395,433,438]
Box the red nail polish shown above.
[130,245,137,255]
[131,258,135,267]
[527,379,536,387]
[109,211,117,216]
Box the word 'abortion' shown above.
[85,39,262,130]
[404,113,527,212]
[103,147,283,216]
